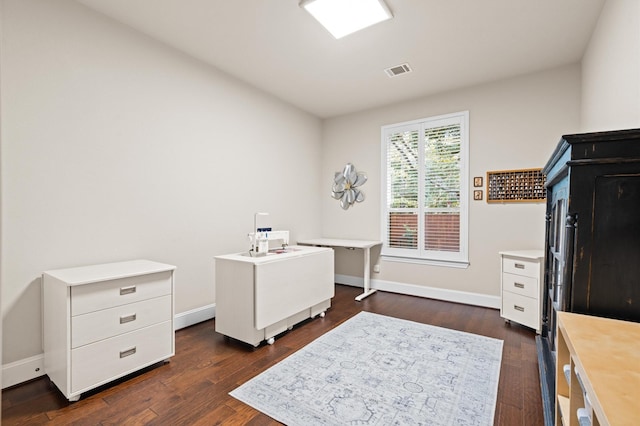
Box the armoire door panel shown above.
[589,174,640,321]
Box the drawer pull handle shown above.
[120,286,136,295]
[120,313,137,324]
[514,305,525,312]
[514,282,525,289]
[514,263,525,269]
[120,347,136,358]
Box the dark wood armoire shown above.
[537,128,640,425]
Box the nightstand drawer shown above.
[71,271,172,316]
[71,321,173,394]
[502,291,538,330]
[502,257,540,278]
[71,295,172,348]
[502,272,538,298]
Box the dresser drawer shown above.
[502,291,539,330]
[71,271,172,316]
[502,272,538,299]
[502,257,540,278]
[71,295,172,348]
[71,321,173,394]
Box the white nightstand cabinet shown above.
[43,259,176,401]
[499,250,544,333]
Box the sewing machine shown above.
[248,212,289,256]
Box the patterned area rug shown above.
[230,311,503,425]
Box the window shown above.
[381,111,469,266]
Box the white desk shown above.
[297,238,382,301]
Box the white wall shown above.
[581,0,640,131]
[1,0,322,366]
[321,65,581,301]
[0,0,4,396]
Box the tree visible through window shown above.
[382,112,468,265]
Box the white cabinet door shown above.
[254,250,334,330]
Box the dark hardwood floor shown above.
[2,285,544,425]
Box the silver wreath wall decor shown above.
[331,163,367,210]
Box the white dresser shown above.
[499,250,544,333]
[43,259,176,401]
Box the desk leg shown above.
[355,247,377,301]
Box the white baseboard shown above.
[174,303,216,330]
[3,283,497,390]
[3,306,217,390]
[334,274,501,309]
[2,354,45,389]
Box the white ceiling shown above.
[76,0,605,119]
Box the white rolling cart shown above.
[499,250,544,333]
[215,246,334,346]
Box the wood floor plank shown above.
[188,403,242,426]
[2,284,544,425]
[521,339,545,426]
[44,397,110,425]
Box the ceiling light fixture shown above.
[300,0,393,39]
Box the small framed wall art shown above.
[473,177,483,187]
[473,190,483,201]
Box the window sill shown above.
[381,255,469,269]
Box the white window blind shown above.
[381,112,469,265]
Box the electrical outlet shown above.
[373,264,380,273]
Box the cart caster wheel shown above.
[288,326,293,331]
[267,337,275,345]
[69,394,81,402]
[319,311,325,318]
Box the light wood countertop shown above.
[558,311,640,425]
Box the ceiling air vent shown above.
[385,63,412,77]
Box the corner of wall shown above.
[581,0,640,131]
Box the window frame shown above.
[380,111,469,267]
